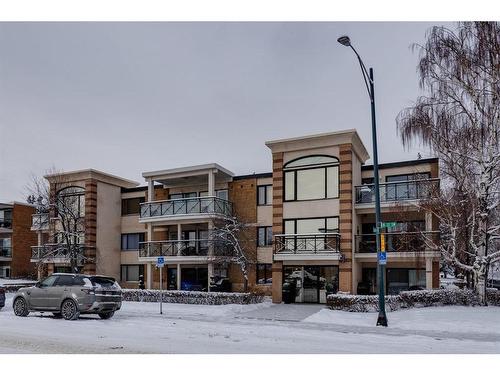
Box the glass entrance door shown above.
[283,266,339,303]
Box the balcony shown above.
[0,246,12,259]
[355,231,440,255]
[139,196,233,223]
[355,178,440,205]
[31,213,49,231]
[31,243,87,263]
[274,233,342,261]
[138,239,234,261]
[0,219,12,230]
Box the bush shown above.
[121,289,265,305]
[327,288,500,312]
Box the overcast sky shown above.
[0,22,451,202]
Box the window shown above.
[121,265,144,282]
[256,264,272,285]
[169,192,197,199]
[257,226,273,247]
[40,275,58,287]
[0,209,12,228]
[257,185,272,206]
[121,233,145,250]
[55,231,84,245]
[122,197,145,215]
[216,189,228,201]
[56,186,85,218]
[54,275,75,286]
[284,217,339,234]
[385,173,431,200]
[283,155,339,201]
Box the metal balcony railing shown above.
[0,219,12,229]
[140,196,233,220]
[355,231,440,253]
[31,213,49,231]
[138,239,234,258]
[274,233,341,254]
[355,178,440,204]
[0,246,12,258]
[31,243,87,261]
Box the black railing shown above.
[355,231,440,253]
[140,196,233,220]
[355,179,440,204]
[138,239,234,258]
[31,213,49,230]
[0,219,12,229]
[0,246,12,258]
[274,233,341,254]
[31,243,87,261]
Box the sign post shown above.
[156,257,165,314]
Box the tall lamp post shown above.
[337,35,388,326]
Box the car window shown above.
[72,276,87,286]
[40,275,58,287]
[89,276,116,288]
[54,275,75,286]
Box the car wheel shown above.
[13,297,29,317]
[61,299,80,320]
[98,311,115,320]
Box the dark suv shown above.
[12,273,122,320]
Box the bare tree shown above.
[210,217,257,292]
[26,168,91,274]
[397,22,500,303]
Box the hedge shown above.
[327,288,500,312]
[121,289,265,305]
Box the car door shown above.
[48,275,74,309]
[29,275,58,310]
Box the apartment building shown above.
[29,129,440,302]
[0,202,38,278]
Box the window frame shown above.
[256,263,272,285]
[283,155,340,202]
[121,197,145,216]
[257,184,273,206]
[257,226,273,247]
[121,233,146,251]
[283,216,340,235]
[120,264,145,282]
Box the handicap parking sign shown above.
[156,256,165,267]
[378,252,387,265]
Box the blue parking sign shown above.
[378,252,387,265]
[156,257,165,267]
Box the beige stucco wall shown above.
[257,247,273,263]
[361,162,435,182]
[96,181,122,280]
[121,215,146,234]
[120,250,140,264]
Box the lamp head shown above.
[337,35,351,47]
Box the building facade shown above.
[0,202,38,278]
[29,130,441,302]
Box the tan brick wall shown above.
[11,204,37,278]
[83,179,97,274]
[339,144,353,293]
[432,261,440,288]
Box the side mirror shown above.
[35,282,41,288]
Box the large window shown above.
[121,265,145,282]
[385,173,431,200]
[257,185,272,206]
[256,264,272,285]
[257,226,273,247]
[122,197,145,215]
[284,155,339,201]
[284,217,339,235]
[121,233,145,250]
[56,186,85,218]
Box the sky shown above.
[0,22,451,202]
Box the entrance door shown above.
[283,266,339,303]
[303,266,319,303]
[167,268,177,290]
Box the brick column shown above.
[83,179,97,274]
[339,144,353,293]
[271,152,284,303]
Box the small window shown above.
[257,226,273,247]
[122,197,145,215]
[121,233,145,250]
[256,264,272,285]
[257,185,272,206]
[216,189,229,201]
[120,265,144,282]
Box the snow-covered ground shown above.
[0,278,37,285]
[0,294,499,354]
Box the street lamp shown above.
[337,35,388,327]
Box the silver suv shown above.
[12,273,122,320]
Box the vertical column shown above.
[208,170,215,196]
[177,264,181,290]
[146,262,152,289]
[339,144,353,293]
[207,221,214,291]
[177,223,182,255]
[147,178,154,202]
[271,152,284,303]
[425,257,433,289]
[84,179,97,275]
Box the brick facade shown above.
[10,203,37,278]
[338,144,353,293]
[271,152,284,303]
[83,179,97,274]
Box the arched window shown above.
[284,155,339,201]
[56,186,85,218]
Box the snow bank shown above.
[121,289,265,305]
[327,289,500,312]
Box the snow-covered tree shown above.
[210,217,257,292]
[27,169,92,275]
[397,22,500,304]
